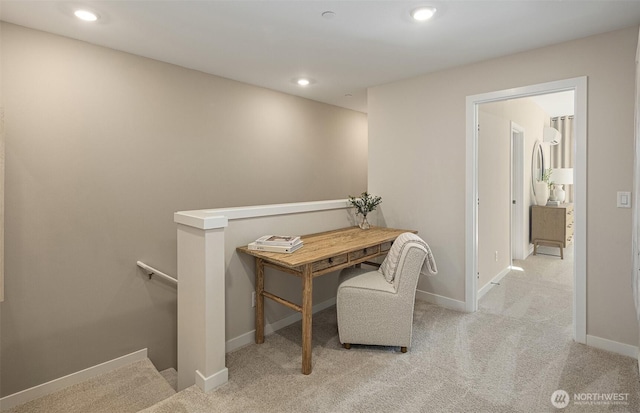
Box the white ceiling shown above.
[2,1,640,113]
[530,91,575,118]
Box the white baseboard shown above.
[586,335,639,359]
[225,297,337,353]
[477,266,511,299]
[415,289,467,312]
[195,367,228,393]
[0,348,148,411]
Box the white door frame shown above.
[510,122,526,261]
[465,77,587,344]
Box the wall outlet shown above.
[495,251,498,262]
[251,292,256,308]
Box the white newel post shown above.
[174,212,229,392]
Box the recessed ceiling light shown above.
[291,77,316,87]
[411,7,436,22]
[74,10,98,22]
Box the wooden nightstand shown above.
[531,204,574,259]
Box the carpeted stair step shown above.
[5,359,176,413]
[158,368,177,391]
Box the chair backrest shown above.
[379,233,428,296]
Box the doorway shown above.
[465,77,587,344]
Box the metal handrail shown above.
[137,261,178,285]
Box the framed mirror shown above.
[531,140,544,196]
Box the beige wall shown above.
[0,23,368,396]
[369,27,638,346]
[477,97,553,290]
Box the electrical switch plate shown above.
[617,191,631,208]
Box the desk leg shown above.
[255,258,265,344]
[301,264,313,374]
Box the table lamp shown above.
[552,168,574,203]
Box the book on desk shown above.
[254,235,302,247]
[250,235,303,254]
[248,241,303,254]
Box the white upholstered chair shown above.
[336,232,436,353]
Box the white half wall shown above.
[174,199,362,390]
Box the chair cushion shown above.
[339,269,396,294]
[379,232,427,283]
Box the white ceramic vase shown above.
[535,181,549,206]
[554,184,566,203]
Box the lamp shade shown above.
[552,168,573,185]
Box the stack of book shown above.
[248,235,303,253]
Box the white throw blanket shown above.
[379,232,438,283]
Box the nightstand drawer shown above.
[566,223,574,239]
[532,204,574,249]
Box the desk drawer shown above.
[380,241,393,253]
[312,254,348,272]
[349,245,380,261]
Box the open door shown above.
[511,122,525,261]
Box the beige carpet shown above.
[142,246,640,413]
[5,359,175,413]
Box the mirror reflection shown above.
[531,140,544,195]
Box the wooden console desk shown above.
[237,226,415,374]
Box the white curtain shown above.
[633,27,640,323]
[550,116,574,202]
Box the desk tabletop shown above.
[237,226,415,269]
